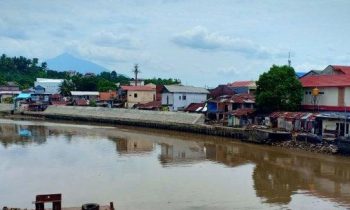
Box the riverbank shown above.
[0,105,343,156]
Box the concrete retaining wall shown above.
[33,105,206,124]
[23,106,249,139]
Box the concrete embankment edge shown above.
[23,111,249,139]
[0,107,340,155]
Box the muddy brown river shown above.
[1,119,350,209]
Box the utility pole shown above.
[132,64,140,86]
[288,52,291,67]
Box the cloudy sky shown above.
[1,0,350,86]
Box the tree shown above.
[256,65,303,113]
[0,74,6,85]
[59,79,76,96]
[111,70,117,79]
[97,78,116,92]
[41,62,47,69]
[144,77,181,85]
[32,58,39,67]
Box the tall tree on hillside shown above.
[111,70,117,79]
[256,65,303,113]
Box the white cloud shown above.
[0,0,350,86]
[91,31,141,49]
[172,26,285,59]
[64,40,150,70]
[293,63,326,72]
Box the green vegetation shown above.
[0,54,129,94]
[0,54,182,96]
[256,65,303,113]
[59,79,76,96]
[144,77,181,85]
[0,54,47,89]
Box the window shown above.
[179,96,181,100]
[182,95,186,100]
[319,92,324,94]
[134,93,138,98]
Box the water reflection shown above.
[163,139,350,206]
[115,138,154,155]
[1,120,350,208]
[0,123,48,147]
[159,141,206,165]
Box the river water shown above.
[1,119,350,210]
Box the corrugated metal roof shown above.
[270,112,315,120]
[209,93,255,103]
[137,100,162,109]
[71,91,99,96]
[300,74,350,87]
[15,93,31,99]
[230,108,255,117]
[99,92,117,100]
[36,78,64,83]
[164,85,209,94]
[184,103,205,112]
[227,81,256,88]
[0,91,21,94]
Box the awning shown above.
[15,93,31,99]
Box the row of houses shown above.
[3,64,350,140]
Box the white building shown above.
[300,65,350,112]
[70,91,100,100]
[161,85,209,111]
[34,78,64,94]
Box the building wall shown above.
[172,93,207,111]
[161,92,207,111]
[126,90,156,108]
[34,81,62,94]
[302,87,339,106]
[72,95,98,100]
[161,93,174,106]
[345,87,350,106]
[322,119,350,137]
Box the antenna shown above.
[288,52,291,67]
[132,64,140,86]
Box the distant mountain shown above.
[46,53,109,74]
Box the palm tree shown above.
[59,79,76,96]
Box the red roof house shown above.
[299,73,350,112]
[99,91,117,101]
